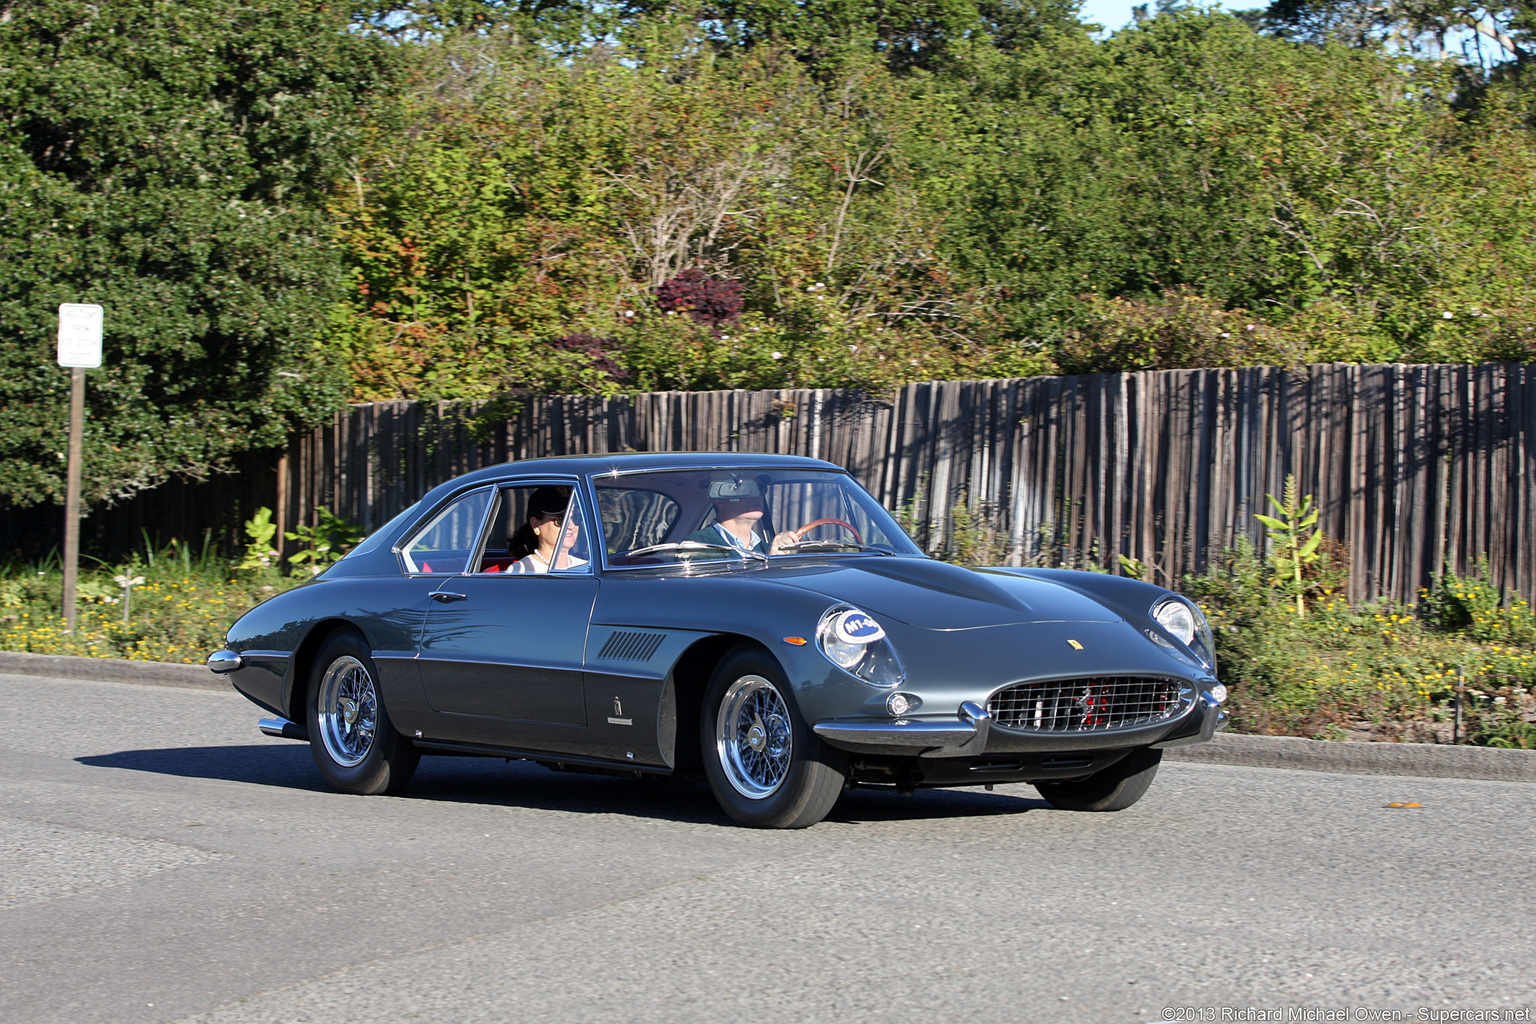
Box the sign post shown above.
[57,303,103,635]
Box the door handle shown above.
[431,591,467,603]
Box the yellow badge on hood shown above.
[1067,639,1084,651]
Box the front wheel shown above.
[701,646,846,828]
[1034,748,1162,811]
[306,630,419,795]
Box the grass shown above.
[0,538,300,664]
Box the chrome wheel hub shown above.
[716,675,792,799]
[317,655,378,768]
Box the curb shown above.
[2,652,1533,783]
[1164,731,1536,783]
[0,650,225,691]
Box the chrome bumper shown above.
[816,692,1228,758]
[207,649,243,674]
[1151,691,1228,748]
[814,701,991,758]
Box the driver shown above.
[687,473,796,555]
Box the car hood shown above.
[763,558,1121,630]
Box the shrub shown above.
[0,543,301,663]
[1058,290,1305,373]
[654,270,744,325]
[1184,544,1536,740]
[551,333,630,388]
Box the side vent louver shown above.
[598,631,666,662]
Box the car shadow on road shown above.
[77,743,1051,825]
[828,785,1049,823]
[408,760,1050,824]
[76,744,331,792]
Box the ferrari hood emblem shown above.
[1067,639,1084,651]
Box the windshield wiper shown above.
[624,541,768,563]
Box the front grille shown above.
[987,676,1187,732]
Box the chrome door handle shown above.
[431,591,467,603]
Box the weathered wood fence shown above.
[67,363,1536,605]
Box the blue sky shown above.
[1077,0,1142,35]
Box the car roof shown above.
[327,452,876,578]
[427,451,847,502]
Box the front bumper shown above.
[814,701,993,757]
[814,690,1227,758]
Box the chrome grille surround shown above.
[987,676,1191,733]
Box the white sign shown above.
[57,303,104,368]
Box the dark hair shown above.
[508,486,571,558]
[527,486,571,519]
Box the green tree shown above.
[1261,0,1534,67]
[941,10,1536,363]
[0,0,393,508]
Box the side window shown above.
[595,487,680,554]
[400,489,493,574]
[546,495,592,574]
[476,483,593,575]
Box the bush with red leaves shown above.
[552,333,628,384]
[655,270,743,325]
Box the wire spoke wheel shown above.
[701,645,847,828]
[317,654,379,768]
[305,630,418,795]
[716,674,793,799]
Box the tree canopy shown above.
[0,0,390,507]
[1,0,1533,513]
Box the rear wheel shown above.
[1034,748,1162,811]
[701,646,846,828]
[306,630,419,795]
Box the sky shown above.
[1077,0,1142,35]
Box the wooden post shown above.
[55,303,102,636]
[276,450,289,566]
[62,366,85,634]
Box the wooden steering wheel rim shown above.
[790,517,863,544]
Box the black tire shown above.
[1034,748,1162,811]
[305,630,419,795]
[701,645,847,828]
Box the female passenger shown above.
[509,486,587,573]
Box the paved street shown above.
[2,670,1533,1024]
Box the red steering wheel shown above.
[790,518,863,544]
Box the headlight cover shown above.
[1150,595,1217,672]
[816,605,905,687]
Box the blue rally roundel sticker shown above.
[834,609,885,645]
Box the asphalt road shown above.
[2,671,1533,1024]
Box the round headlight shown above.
[816,605,905,687]
[1151,595,1216,673]
[822,634,866,670]
[1152,598,1197,644]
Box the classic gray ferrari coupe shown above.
[209,452,1226,828]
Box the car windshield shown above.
[593,467,923,567]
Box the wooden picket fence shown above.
[73,363,1536,605]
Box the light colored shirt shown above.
[512,551,589,574]
[710,522,766,551]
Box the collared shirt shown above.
[710,522,766,551]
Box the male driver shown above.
[687,473,795,554]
